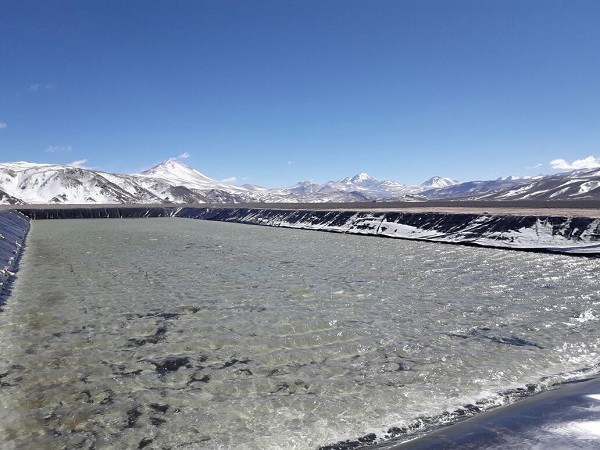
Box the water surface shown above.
[0,218,598,448]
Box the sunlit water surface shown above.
[0,218,598,449]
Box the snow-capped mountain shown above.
[0,161,156,204]
[0,160,251,205]
[138,159,253,202]
[0,162,427,205]
[282,172,413,201]
[324,172,406,197]
[422,169,600,200]
[140,158,230,191]
[421,177,531,199]
[1,158,598,205]
[419,176,459,190]
[0,189,23,205]
[339,172,379,187]
[482,168,600,200]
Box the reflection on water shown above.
[0,218,598,449]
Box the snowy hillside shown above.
[276,172,419,201]
[423,169,600,201]
[487,169,600,200]
[0,160,248,205]
[1,158,597,205]
[0,160,428,205]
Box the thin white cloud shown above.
[221,177,237,183]
[69,159,88,168]
[0,122,6,130]
[178,152,190,159]
[526,163,543,169]
[45,145,73,153]
[550,156,600,170]
[28,83,53,93]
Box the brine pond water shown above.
[0,218,599,449]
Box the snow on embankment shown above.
[177,208,600,256]
[0,210,30,301]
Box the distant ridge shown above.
[0,159,598,205]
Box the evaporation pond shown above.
[0,218,598,449]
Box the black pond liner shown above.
[0,210,30,310]
[319,369,600,449]
[176,207,600,257]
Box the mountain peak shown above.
[421,176,459,189]
[140,158,217,186]
[338,172,376,185]
[144,157,189,172]
[351,172,374,183]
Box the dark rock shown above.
[127,326,168,347]
[487,335,543,349]
[217,358,250,369]
[138,438,153,449]
[157,313,180,320]
[271,382,290,394]
[450,329,543,349]
[153,356,191,374]
[126,407,142,428]
[150,417,166,427]
[100,396,114,405]
[149,403,169,413]
[114,369,143,377]
[189,373,211,384]
[76,390,93,404]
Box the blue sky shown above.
[1,0,599,186]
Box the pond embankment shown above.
[8,204,600,255]
[178,207,600,256]
[0,210,30,302]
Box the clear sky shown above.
[1,0,599,186]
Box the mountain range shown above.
[0,159,598,205]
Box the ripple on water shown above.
[0,218,598,449]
